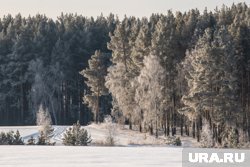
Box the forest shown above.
[1,3,250,147]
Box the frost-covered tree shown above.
[36,105,54,143]
[180,27,240,143]
[104,115,117,146]
[135,55,166,137]
[200,120,213,148]
[221,127,239,148]
[151,12,179,136]
[106,17,142,128]
[80,50,109,123]
[105,63,137,129]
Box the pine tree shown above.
[80,50,109,123]
[37,131,46,145]
[131,21,151,72]
[150,12,179,136]
[0,132,8,145]
[105,63,137,129]
[62,121,92,146]
[106,18,136,128]
[27,136,36,145]
[107,17,132,72]
[180,27,240,143]
[0,131,24,145]
[13,130,24,145]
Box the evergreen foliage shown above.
[13,130,24,145]
[27,136,36,145]
[174,137,182,146]
[62,121,92,146]
[1,3,250,147]
[0,130,24,145]
[80,50,110,123]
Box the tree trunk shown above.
[129,117,132,130]
[164,123,167,136]
[78,75,81,124]
[185,124,189,136]
[155,119,158,138]
[96,90,100,124]
[181,115,183,136]
[172,93,176,136]
[192,121,196,138]
[196,119,200,142]
[150,121,153,135]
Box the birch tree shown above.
[135,55,166,137]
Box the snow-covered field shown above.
[0,124,193,167]
[0,146,182,167]
[0,124,197,146]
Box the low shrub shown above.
[0,130,24,145]
[62,121,92,146]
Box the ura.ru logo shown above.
[189,153,245,163]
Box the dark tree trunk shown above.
[150,121,153,135]
[196,119,200,142]
[192,121,196,138]
[185,124,189,136]
[180,115,184,136]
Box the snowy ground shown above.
[0,123,198,146]
[0,146,182,167]
[0,124,195,167]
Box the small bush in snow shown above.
[0,131,12,145]
[104,115,117,146]
[165,136,182,146]
[27,136,36,145]
[13,130,24,145]
[174,137,182,146]
[0,130,24,145]
[37,131,47,145]
[63,121,92,146]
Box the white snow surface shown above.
[0,124,193,167]
[0,146,182,167]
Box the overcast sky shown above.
[0,0,249,19]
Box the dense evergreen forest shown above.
[1,3,250,147]
[0,13,116,125]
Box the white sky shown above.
[0,0,249,19]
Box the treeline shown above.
[1,3,250,146]
[101,2,250,147]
